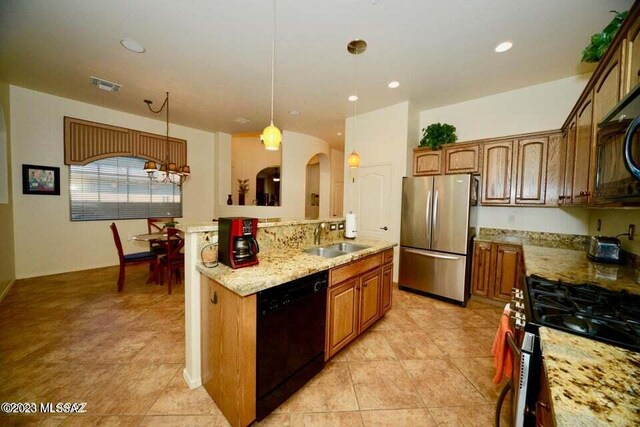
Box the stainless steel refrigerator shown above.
[398,174,477,305]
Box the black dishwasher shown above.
[256,270,328,420]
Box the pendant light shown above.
[262,0,281,151]
[347,39,366,169]
[143,92,191,186]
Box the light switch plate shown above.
[330,223,337,231]
[338,223,345,230]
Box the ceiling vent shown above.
[234,117,250,124]
[91,76,121,92]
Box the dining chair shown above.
[109,223,156,292]
[158,227,185,294]
[147,218,172,256]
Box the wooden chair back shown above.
[166,228,185,264]
[147,218,168,233]
[109,222,125,263]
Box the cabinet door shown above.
[326,278,360,359]
[201,279,220,395]
[494,245,522,302]
[536,361,555,427]
[561,117,577,205]
[471,241,494,298]
[482,140,514,204]
[413,149,442,176]
[359,269,382,332]
[572,92,593,204]
[595,44,623,124]
[444,143,480,174]
[514,137,548,204]
[381,263,393,314]
[625,21,640,95]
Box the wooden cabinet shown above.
[572,92,594,205]
[625,20,640,95]
[514,137,548,205]
[560,117,577,205]
[413,148,442,176]
[201,277,256,427]
[594,44,623,124]
[471,241,493,298]
[482,140,513,204]
[536,361,555,427]
[326,250,393,360]
[471,241,522,302]
[443,143,481,174]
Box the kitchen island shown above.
[178,218,396,426]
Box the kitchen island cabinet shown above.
[471,241,522,302]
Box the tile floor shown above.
[0,264,510,426]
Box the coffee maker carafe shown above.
[219,217,260,269]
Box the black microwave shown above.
[595,85,640,202]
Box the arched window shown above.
[69,156,181,221]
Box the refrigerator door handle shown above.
[432,190,439,244]
[426,190,432,247]
[403,248,460,260]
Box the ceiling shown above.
[0,0,633,149]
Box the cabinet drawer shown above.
[330,253,382,287]
[383,249,394,264]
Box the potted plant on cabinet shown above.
[419,123,457,150]
[238,179,249,205]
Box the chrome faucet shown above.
[314,222,327,245]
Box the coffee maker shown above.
[219,217,260,269]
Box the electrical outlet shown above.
[338,223,345,230]
[629,224,636,241]
[330,223,337,231]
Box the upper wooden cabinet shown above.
[482,140,514,205]
[514,137,548,204]
[624,20,640,94]
[413,148,442,176]
[572,91,594,205]
[443,143,481,174]
[560,117,577,205]
[594,44,623,125]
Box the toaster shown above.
[588,236,622,264]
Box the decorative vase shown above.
[227,194,233,205]
[239,192,245,206]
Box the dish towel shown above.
[491,303,515,384]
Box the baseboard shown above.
[0,279,15,303]
[183,367,202,390]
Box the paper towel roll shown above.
[345,213,357,239]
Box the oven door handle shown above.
[506,332,521,358]
[623,115,640,180]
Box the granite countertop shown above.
[522,245,640,294]
[539,327,640,426]
[178,218,346,234]
[196,238,395,296]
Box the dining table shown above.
[132,231,184,283]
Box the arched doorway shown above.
[305,153,330,219]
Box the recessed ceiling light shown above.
[494,41,513,53]
[289,110,301,116]
[234,117,250,124]
[337,132,343,136]
[388,81,400,89]
[90,76,121,92]
[120,39,146,53]
[348,95,358,102]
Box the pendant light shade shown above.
[262,121,281,151]
[347,151,361,169]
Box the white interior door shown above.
[354,164,392,240]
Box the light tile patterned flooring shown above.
[0,264,510,426]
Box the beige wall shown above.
[419,74,592,235]
[216,130,331,219]
[0,81,15,297]
[330,148,344,218]
[305,162,320,219]
[10,86,216,279]
[230,135,281,204]
[588,210,640,255]
[344,101,411,280]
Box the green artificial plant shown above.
[581,10,628,63]
[419,123,457,149]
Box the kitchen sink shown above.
[304,242,371,258]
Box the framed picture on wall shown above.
[22,164,60,195]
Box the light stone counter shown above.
[522,245,640,294]
[539,327,640,426]
[197,237,396,296]
[176,217,345,233]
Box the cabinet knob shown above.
[363,283,368,288]
[380,226,388,231]
[211,291,218,304]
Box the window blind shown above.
[70,157,181,221]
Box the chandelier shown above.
[142,92,191,186]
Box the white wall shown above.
[10,86,216,278]
[419,74,592,235]
[230,134,281,204]
[216,130,331,219]
[344,101,410,280]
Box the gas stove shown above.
[521,275,640,352]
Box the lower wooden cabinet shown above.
[471,241,522,302]
[536,361,555,426]
[326,249,393,360]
